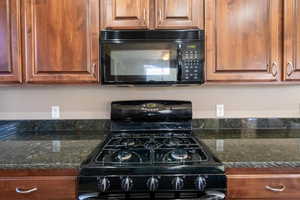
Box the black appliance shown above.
[100,30,205,86]
[78,101,226,200]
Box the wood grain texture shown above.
[155,0,203,29]
[23,0,99,83]
[102,0,150,29]
[0,0,22,83]
[0,176,76,200]
[284,0,300,81]
[227,168,300,199]
[0,169,77,200]
[205,0,282,82]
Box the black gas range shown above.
[78,101,226,200]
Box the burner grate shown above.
[94,133,209,165]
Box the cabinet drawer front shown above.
[228,175,300,199]
[0,177,76,200]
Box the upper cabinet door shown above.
[23,0,99,84]
[0,0,22,83]
[206,0,282,82]
[155,0,203,29]
[284,0,300,81]
[102,0,150,29]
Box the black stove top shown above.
[78,101,226,200]
[80,131,224,176]
[96,132,208,165]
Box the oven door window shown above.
[102,43,178,84]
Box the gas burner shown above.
[117,150,133,161]
[163,149,191,162]
[120,138,138,146]
[112,150,143,163]
[163,138,183,146]
[171,149,189,160]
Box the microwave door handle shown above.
[177,44,183,81]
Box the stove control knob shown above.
[98,177,110,192]
[121,177,133,192]
[195,176,206,191]
[147,177,159,192]
[172,177,184,191]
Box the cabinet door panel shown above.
[206,0,282,82]
[24,0,99,83]
[102,0,150,29]
[156,0,203,29]
[0,0,22,83]
[284,0,300,81]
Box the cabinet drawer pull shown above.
[265,185,286,192]
[16,187,38,194]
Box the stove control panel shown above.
[79,174,225,194]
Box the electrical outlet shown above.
[216,104,224,118]
[52,140,61,152]
[51,106,60,119]
[216,139,224,152]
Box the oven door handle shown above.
[177,44,183,81]
[78,192,99,200]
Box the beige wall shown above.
[0,85,299,120]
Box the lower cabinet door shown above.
[0,176,76,200]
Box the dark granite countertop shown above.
[0,131,107,169]
[1,127,300,169]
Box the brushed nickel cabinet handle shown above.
[287,61,294,76]
[271,61,278,77]
[16,187,38,194]
[143,8,147,24]
[78,192,99,200]
[265,185,286,192]
[92,63,97,73]
[158,9,162,25]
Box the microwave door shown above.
[102,42,178,84]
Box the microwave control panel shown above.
[181,44,203,82]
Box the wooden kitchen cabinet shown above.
[101,0,203,30]
[205,0,282,82]
[0,169,77,200]
[227,168,300,199]
[155,0,203,29]
[284,0,300,81]
[0,177,76,200]
[0,0,22,83]
[101,0,150,29]
[23,0,99,84]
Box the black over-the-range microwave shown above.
[100,29,204,86]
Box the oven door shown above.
[101,42,179,85]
